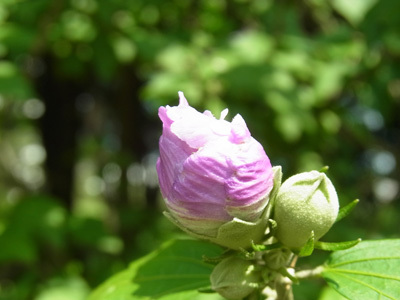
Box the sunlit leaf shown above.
[318,286,348,300]
[322,239,400,300]
[35,276,90,300]
[88,239,224,300]
[230,30,274,64]
[331,0,378,26]
[0,196,67,263]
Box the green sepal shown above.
[297,231,315,257]
[238,248,256,260]
[265,166,283,217]
[213,216,270,249]
[163,166,283,250]
[315,238,362,251]
[251,241,281,252]
[335,199,359,223]
[213,167,282,249]
[163,211,269,250]
[163,211,210,239]
[264,219,278,240]
[268,219,278,231]
[251,242,265,252]
[319,166,329,173]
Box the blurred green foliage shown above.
[0,0,399,299]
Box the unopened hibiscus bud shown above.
[157,92,275,249]
[210,256,260,300]
[274,171,339,249]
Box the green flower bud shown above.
[210,256,260,300]
[274,171,339,249]
[264,248,292,270]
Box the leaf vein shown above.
[329,256,400,268]
[136,274,209,282]
[157,256,214,268]
[327,272,398,300]
[152,280,210,298]
[328,268,400,281]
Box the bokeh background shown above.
[0,0,399,299]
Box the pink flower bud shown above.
[157,92,274,241]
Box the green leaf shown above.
[331,0,379,26]
[0,195,67,264]
[318,286,348,300]
[88,239,224,300]
[35,276,90,300]
[230,30,274,64]
[322,239,400,300]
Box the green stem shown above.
[295,266,324,280]
[275,274,294,300]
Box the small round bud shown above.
[274,171,339,249]
[264,248,292,270]
[210,256,260,300]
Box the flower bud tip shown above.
[178,91,189,106]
